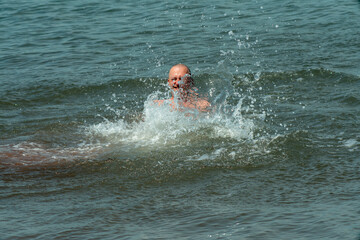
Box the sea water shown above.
[1,0,360,239]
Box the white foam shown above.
[86,91,260,150]
[1,89,265,166]
[343,139,359,151]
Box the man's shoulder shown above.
[197,99,211,107]
[195,98,211,112]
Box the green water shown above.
[1,0,360,239]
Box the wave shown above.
[2,68,358,107]
[1,67,358,177]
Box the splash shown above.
[86,87,262,150]
[0,74,268,169]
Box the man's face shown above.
[168,66,192,91]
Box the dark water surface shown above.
[1,0,360,239]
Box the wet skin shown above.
[156,64,211,112]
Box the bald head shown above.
[168,64,193,92]
[168,64,191,79]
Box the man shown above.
[156,64,211,112]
